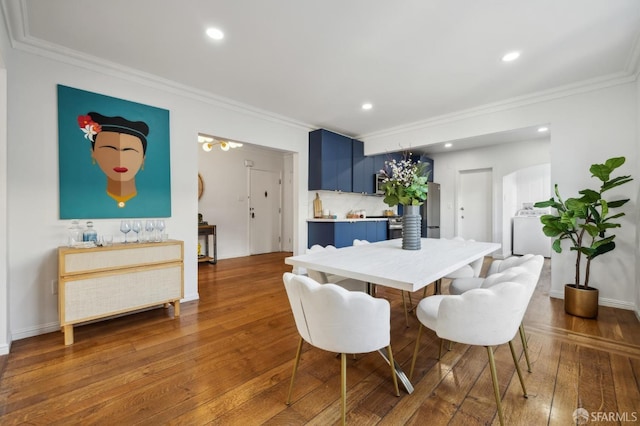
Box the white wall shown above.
[0,41,9,353]
[3,45,309,344]
[197,143,293,259]
[364,82,638,310]
[428,139,550,257]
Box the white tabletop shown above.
[285,238,501,292]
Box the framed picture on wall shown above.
[57,84,171,219]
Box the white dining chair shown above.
[306,244,368,292]
[449,254,544,372]
[283,273,399,425]
[353,238,415,327]
[409,276,532,426]
[442,236,483,280]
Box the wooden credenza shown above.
[58,240,184,345]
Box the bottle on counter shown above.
[83,221,98,243]
[68,220,83,246]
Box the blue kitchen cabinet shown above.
[309,129,352,192]
[421,155,434,182]
[352,139,376,194]
[308,220,388,248]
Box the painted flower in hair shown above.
[77,115,102,142]
[379,153,429,206]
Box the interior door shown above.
[457,168,492,242]
[249,169,281,254]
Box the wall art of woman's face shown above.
[91,131,145,183]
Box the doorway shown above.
[457,168,492,242]
[249,169,282,254]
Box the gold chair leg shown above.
[409,324,423,380]
[519,323,532,372]
[486,346,505,426]
[509,341,528,397]
[341,353,347,426]
[286,337,304,405]
[439,338,445,360]
[387,345,400,396]
[401,291,410,327]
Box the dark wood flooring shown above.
[1,252,639,425]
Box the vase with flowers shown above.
[379,154,429,250]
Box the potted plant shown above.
[534,157,632,318]
[379,154,429,249]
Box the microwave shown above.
[375,174,386,195]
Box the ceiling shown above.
[2,0,640,148]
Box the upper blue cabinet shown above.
[352,139,376,194]
[309,129,353,192]
[309,129,434,192]
[420,155,434,182]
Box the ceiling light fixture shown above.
[537,127,549,133]
[444,143,452,148]
[362,103,373,110]
[198,135,243,152]
[502,51,520,62]
[206,27,225,40]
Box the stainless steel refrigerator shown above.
[421,182,441,238]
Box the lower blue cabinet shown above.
[308,221,388,248]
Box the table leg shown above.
[378,347,414,394]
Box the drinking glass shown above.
[132,220,142,242]
[120,220,131,243]
[155,220,165,239]
[145,220,155,242]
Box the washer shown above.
[513,208,551,257]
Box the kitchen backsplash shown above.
[308,191,396,218]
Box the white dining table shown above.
[284,237,501,394]
[285,238,501,293]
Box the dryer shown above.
[513,207,551,257]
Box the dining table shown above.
[284,237,501,394]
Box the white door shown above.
[249,169,281,254]
[457,168,492,242]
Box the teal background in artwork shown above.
[58,85,171,219]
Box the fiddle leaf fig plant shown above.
[534,157,632,289]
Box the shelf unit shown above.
[57,240,184,345]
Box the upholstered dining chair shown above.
[428,236,484,295]
[409,277,532,426]
[282,273,399,425]
[448,254,544,372]
[306,244,368,292]
[352,238,414,327]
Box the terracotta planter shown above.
[564,284,599,318]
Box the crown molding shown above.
[2,0,313,133]
[359,70,637,141]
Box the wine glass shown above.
[120,220,131,243]
[145,219,155,242]
[155,220,165,240]
[132,220,142,242]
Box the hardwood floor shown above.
[1,252,639,425]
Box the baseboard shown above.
[0,341,11,355]
[11,293,200,343]
[549,289,636,310]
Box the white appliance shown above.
[512,206,551,257]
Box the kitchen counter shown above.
[308,217,390,222]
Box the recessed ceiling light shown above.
[206,27,225,40]
[444,143,452,148]
[537,127,549,132]
[502,51,520,62]
[362,103,373,110]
